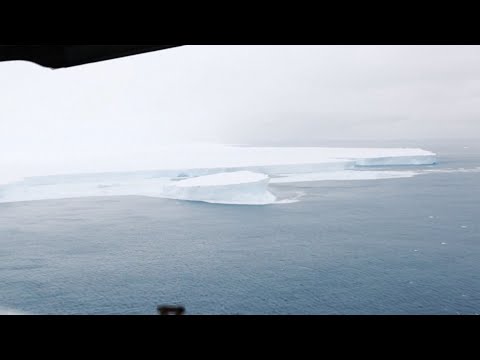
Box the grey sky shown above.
[1,45,480,180]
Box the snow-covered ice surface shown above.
[171,171,268,187]
[163,171,276,205]
[0,145,436,185]
[0,145,441,205]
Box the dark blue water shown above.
[1,140,479,314]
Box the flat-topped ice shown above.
[163,171,276,205]
[174,171,269,187]
[130,145,436,170]
[0,145,439,205]
[0,145,437,186]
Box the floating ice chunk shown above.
[162,171,277,205]
[271,170,418,184]
[421,167,480,175]
[354,154,436,167]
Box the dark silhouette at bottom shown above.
[157,305,186,315]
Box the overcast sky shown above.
[1,45,480,180]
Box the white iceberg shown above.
[162,171,276,205]
[0,145,440,205]
[0,145,437,186]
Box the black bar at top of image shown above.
[0,45,183,69]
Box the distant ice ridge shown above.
[163,171,276,205]
[271,170,418,184]
[0,145,436,186]
[422,167,480,174]
[0,146,439,205]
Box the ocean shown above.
[0,139,479,314]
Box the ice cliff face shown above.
[162,171,276,205]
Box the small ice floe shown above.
[413,249,419,252]
[461,225,468,229]
[429,216,435,219]
[441,242,447,245]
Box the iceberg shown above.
[0,145,440,205]
[0,145,437,186]
[162,171,276,205]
